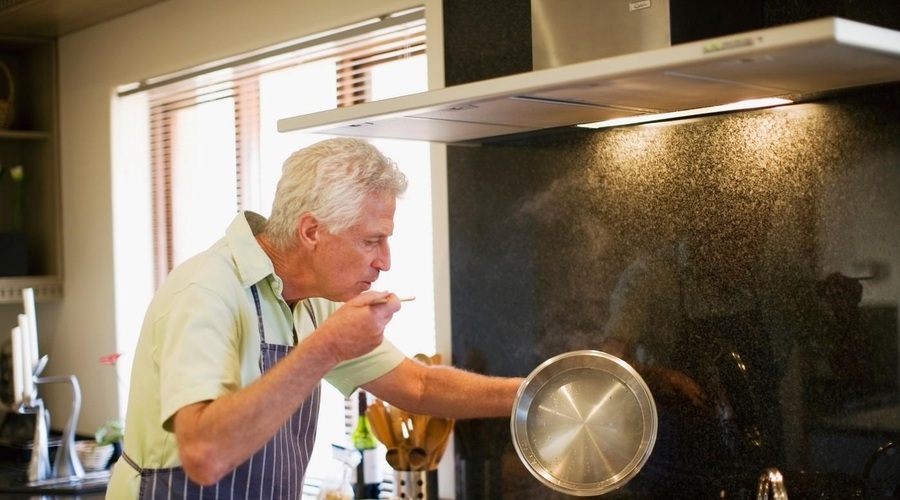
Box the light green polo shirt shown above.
[107,211,405,499]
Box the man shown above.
[107,137,523,499]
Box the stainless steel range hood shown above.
[277,17,900,144]
[530,0,765,70]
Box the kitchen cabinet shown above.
[278,17,900,143]
[0,35,62,304]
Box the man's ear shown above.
[296,212,319,248]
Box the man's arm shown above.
[174,292,400,485]
[173,327,339,485]
[363,358,524,419]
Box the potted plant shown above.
[75,419,123,472]
[95,419,124,448]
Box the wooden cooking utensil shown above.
[407,446,428,471]
[388,405,408,445]
[367,295,416,305]
[410,413,429,448]
[413,353,433,365]
[367,399,395,447]
[385,447,407,471]
[424,417,454,470]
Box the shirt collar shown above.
[226,211,276,288]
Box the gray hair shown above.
[265,138,408,250]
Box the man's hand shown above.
[311,292,402,364]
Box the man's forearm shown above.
[418,365,524,419]
[366,358,524,419]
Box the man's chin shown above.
[332,287,369,303]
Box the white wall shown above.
[51,0,447,438]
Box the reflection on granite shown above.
[825,404,900,433]
[0,460,109,496]
[448,85,900,498]
[441,0,900,495]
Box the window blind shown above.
[138,9,425,283]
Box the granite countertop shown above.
[0,461,108,498]
[0,411,110,498]
[0,493,105,499]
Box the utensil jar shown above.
[392,469,438,500]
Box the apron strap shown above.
[302,299,317,329]
[120,451,143,474]
[250,285,266,342]
[251,284,318,340]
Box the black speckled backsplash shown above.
[442,2,900,497]
[449,85,900,498]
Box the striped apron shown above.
[122,285,321,499]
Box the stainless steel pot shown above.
[511,350,658,496]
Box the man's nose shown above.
[373,242,391,271]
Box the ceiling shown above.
[0,0,168,37]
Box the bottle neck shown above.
[358,390,368,416]
[354,390,376,450]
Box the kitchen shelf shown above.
[0,35,62,304]
[0,130,51,140]
[278,17,900,143]
[0,276,62,302]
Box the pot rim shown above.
[510,349,658,496]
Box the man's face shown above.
[315,193,395,302]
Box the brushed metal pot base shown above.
[511,350,658,496]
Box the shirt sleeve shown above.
[157,283,248,429]
[325,339,406,397]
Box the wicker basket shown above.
[0,60,14,129]
[75,441,114,472]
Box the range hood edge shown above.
[277,17,900,143]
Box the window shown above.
[114,8,433,491]
[134,9,427,285]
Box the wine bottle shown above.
[352,390,380,499]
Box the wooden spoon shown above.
[367,399,394,447]
[388,405,409,446]
[407,446,428,471]
[385,447,407,471]
[410,413,429,448]
[425,417,454,470]
[413,353,433,365]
